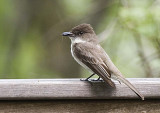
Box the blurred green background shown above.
[0,0,160,79]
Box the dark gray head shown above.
[62,23,96,42]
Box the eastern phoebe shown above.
[62,23,144,100]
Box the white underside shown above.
[70,37,93,73]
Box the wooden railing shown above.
[0,78,160,112]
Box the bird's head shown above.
[62,23,96,42]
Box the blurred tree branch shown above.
[134,35,153,77]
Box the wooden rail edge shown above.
[0,78,159,100]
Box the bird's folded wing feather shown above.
[73,43,115,87]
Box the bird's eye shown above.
[79,31,83,35]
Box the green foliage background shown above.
[0,0,160,78]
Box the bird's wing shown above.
[73,43,115,87]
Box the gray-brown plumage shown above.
[62,23,144,100]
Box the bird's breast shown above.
[71,43,83,65]
[71,43,93,72]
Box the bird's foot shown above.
[91,77,103,82]
[80,73,95,81]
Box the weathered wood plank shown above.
[0,78,159,100]
[0,100,160,113]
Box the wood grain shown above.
[0,100,160,113]
[0,78,159,100]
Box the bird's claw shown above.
[91,79,103,82]
[90,78,103,82]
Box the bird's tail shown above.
[116,75,144,100]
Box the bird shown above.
[62,23,144,100]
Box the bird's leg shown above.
[91,77,102,81]
[97,77,100,81]
[80,73,95,81]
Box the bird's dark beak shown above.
[62,32,73,36]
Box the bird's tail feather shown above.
[117,75,144,100]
